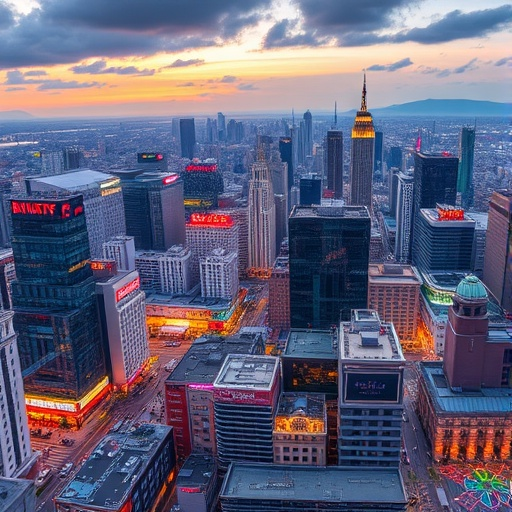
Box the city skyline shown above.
[0,0,511,117]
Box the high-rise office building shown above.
[289,205,371,328]
[326,130,343,199]
[374,131,383,180]
[394,171,414,263]
[182,159,224,210]
[217,112,226,141]
[279,137,293,195]
[457,126,476,209]
[388,167,400,218]
[349,76,375,212]
[111,170,185,251]
[63,147,81,171]
[0,249,15,310]
[10,196,108,427]
[483,190,512,311]
[388,147,403,172]
[268,256,290,330]
[180,118,196,159]
[103,235,136,271]
[299,176,322,206]
[248,153,276,276]
[200,248,238,300]
[303,110,313,158]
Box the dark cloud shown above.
[367,58,413,72]
[177,82,195,87]
[71,60,108,74]
[0,2,14,29]
[220,13,262,38]
[453,58,478,74]
[167,59,205,68]
[220,75,237,83]
[24,70,48,77]
[495,56,512,66]
[237,83,257,90]
[37,79,105,90]
[263,19,327,48]
[71,60,155,76]
[3,69,106,89]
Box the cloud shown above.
[6,87,26,92]
[167,58,205,68]
[220,75,237,83]
[0,2,14,29]
[367,58,413,72]
[435,59,479,78]
[2,69,106,90]
[37,79,105,90]
[70,60,154,76]
[263,19,328,48]
[237,83,257,90]
[177,82,195,87]
[24,69,48,77]
[495,56,512,66]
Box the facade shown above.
[200,248,238,300]
[218,206,248,277]
[0,310,33,478]
[0,249,15,310]
[483,190,512,312]
[247,154,276,275]
[10,196,108,427]
[180,118,196,159]
[303,110,313,158]
[0,477,35,512]
[339,310,405,468]
[468,212,487,277]
[219,464,408,512]
[176,454,217,512]
[299,176,322,205]
[457,126,476,209]
[95,270,150,391]
[136,151,167,171]
[349,76,375,212]
[374,131,384,179]
[182,159,224,210]
[289,204,370,328]
[26,170,126,259]
[273,393,327,466]
[213,354,280,471]
[368,264,421,350]
[268,256,290,330]
[102,235,136,271]
[412,206,475,273]
[394,171,414,262]
[326,130,343,200]
[55,424,176,512]
[279,136,293,194]
[111,169,186,251]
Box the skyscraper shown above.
[458,126,476,209]
[248,152,276,276]
[299,176,322,206]
[326,130,343,199]
[289,205,370,328]
[483,190,512,312]
[374,131,383,180]
[180,118,196,159]
[10,196,108,427]
[279,137,293,196]
[349,75,375,212]
[303,110,313,158]
[394,171,414,262]
[217,112,226,141]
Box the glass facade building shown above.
[10,196,107,423]
[289,205,371,328]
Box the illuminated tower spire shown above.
[361,72,367,112]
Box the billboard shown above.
[344,372,401,403]
[10,196,84,220]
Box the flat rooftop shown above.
[0,477,34,510]
[275,393,326,425]
[290,204,370,220]
[214,354,279,391]
[28,169,119,191]
[283,329,337,359]
[420,362,512,414]
[56,424,172,509]
[220,463,407,504]
[145,288,234,311]
[420,208,475,228]
[177,454,215,491]
[368,264,421,285]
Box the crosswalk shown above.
[31,438,75,474]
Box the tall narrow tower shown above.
[458,126,476,209]
[303,110,313,158]
[349,75,375,212]
[326,130,343,199]
[248,150,276,276]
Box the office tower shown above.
[214,354,280,470]
[339,310,405,467]
[289,205,370,328]
[483,190,512,311]
[268,256,290,329]
[388,147,403,171]
[217,112,226,141]
[206,117,216,143]
[248,153,276,276]
[186,212,239,284]
[368,264,421,348]
[55,424,176,512]
[394,171,414,262]
[457,126,475,209]
[349,75,375,211]
[103,235,136,271]
[176,454,217,512]
[111,169,185,251]
[0,310,33,478]
[180,118,196,159]
[10,196,108,427]
[411,152,458,252]
[279,137,293,195]
[299,176,322,205]
[41,149,65,176]
[413,206,475,274]
[26,170,126,259]
[273,393,327,466]
[63,147,81,170]
[200,248,238,300]
[137,152,167,171]
[0,249,15,310]
[0,478,35,511]
[468,212,487,277]
[182,159,224,210]
[171,117,180,141]
[388,167,400,219]
[273,194,287,254]
[374,131,383,180]
[0,192,10,248]
[303,110,313,157]
[326,130,343,200]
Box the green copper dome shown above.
[456,275,488,300]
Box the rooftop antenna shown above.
[333,101,338,129]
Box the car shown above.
[59,462,73,478]
[35,467,52,487]
[164,341,181,347]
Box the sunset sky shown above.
[1,0,511,118]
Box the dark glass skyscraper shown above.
[180,118,196,159]
[279,137,293,195]
[326,130,343,199]
[299,177,322,206]
[374,131,383,180]
[10,196,107,426]
[457,126,475,209]
[303,110,313,158]
[289,205,370,328]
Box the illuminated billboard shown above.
[137,152,164,163]
[185,163,217,172]
[10,196,84,219]
[115,277,140,302]
[187,213,234,228]
[344,372,401,403]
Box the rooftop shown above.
[176,454,215,492]
[290,204,370,220]
[283,329,338,360]
[220,463,407,504]
[0,477,34,510]
[56,424,172,509]
[420,208,475,228]
[274,393,326,425]
[214,354,279,391]
[28,169,119,191]
[368,264,421,285]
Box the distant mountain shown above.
[347,99,512,117]
[0,110,35,120]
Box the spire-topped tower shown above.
[360,73,367,112]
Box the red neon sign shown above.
[139,153,164,161]
[91,260,116,272]
[162,174,179,185]
[116,277,140,302]
[185,164,217,172]
[179,487,201,493]
[437,207,464,221]
[208,321,225,331]
[188,213,234,228]
[11,201,57,216]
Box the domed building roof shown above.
[456,275,488,300]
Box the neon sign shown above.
[116,277,140,302]
[11,199,84,219]
[185,164,217,172]
[188,213,234,228]
[179,487,200,493]
[437,206,464,221]
[91,260,116,272]
[138,152,164,162]
[162,174,179,185]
